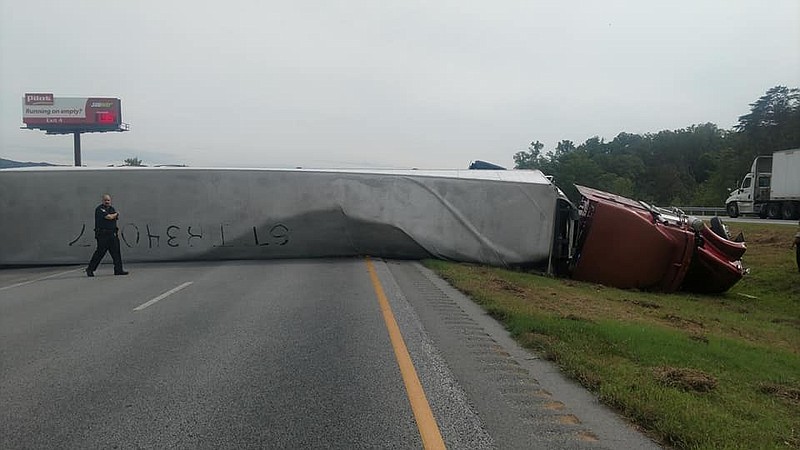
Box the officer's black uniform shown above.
[795,229,800,272]
[86,203,127,276]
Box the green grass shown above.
[424,222,800,449]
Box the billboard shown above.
[22,93,122,130]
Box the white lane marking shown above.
[134,282,194,311]
[0,268,84,292]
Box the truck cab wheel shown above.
[726,203,739,218]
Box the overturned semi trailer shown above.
[0,167,575,271]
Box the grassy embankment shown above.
[424,222,799,449]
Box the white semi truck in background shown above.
[725,148,800,220]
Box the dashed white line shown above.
[133,282,194,311]
[0,268,84,292]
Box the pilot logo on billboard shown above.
[22,94,122,129]
[25,93,54,105]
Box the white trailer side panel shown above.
[0,167,562,267]
[771,148,800,200]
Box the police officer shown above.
[86,193,129,276]
[793,220,800,273]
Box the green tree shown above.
[553,140,576,159]
[512,85,798,207]
[735,86,799,131]
[734,85,800,154]
[123,157,144,166]
[550,148,604,203]
[513,140,547,170]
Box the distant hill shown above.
[0,158,58,169]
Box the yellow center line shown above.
[365,257,446,450]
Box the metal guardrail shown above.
[672,206,726,216]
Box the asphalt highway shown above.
[0,259,661,449]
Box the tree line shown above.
[513,86,800,206]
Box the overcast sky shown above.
[1,1,798,168]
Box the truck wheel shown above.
[767,202,782,219]
[782,202,799,220]
[726,203,739,218]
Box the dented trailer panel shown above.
[0,167,566,268]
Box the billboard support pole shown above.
[73,132,81,167]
